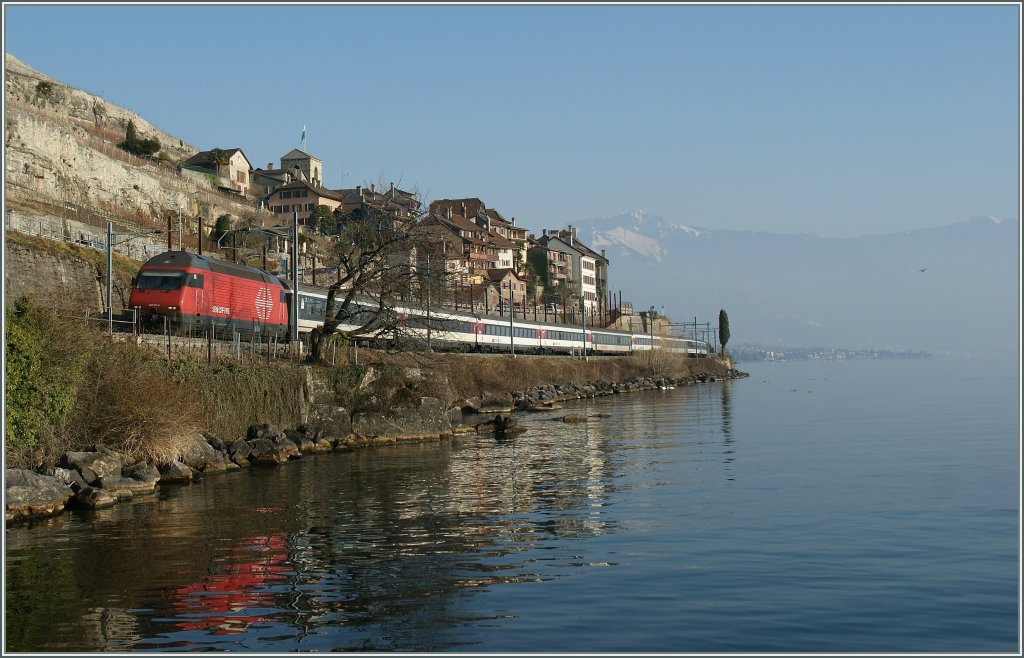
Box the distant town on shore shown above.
[731,346,932,362]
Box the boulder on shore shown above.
[284,429,316,453]
[247,423,280,442]
[157,460,193,483]
[60,447,122,485]
[462,393,515,414]
[68,485,119,510]
[228,439,253,466]
[98,475,156,497]
[47,466,88,492]
[203,433,226,452]
[5,469,74,522]
[249,436,299,464]
[475,414,525,438]
[180,435,224,472]
[122,461,160,484]
[306,405,352,442]
[351,397,452,440]
[526,402,563,412]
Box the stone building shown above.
[279,149,322,188]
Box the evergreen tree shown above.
[120,120,161,157]
[308,205,337,234]
[210,214,232,245]
[209,148,229,167]
[35,81,54,101]
[138,137,161,157]
[527,249,550,288]
[719,308,731,355]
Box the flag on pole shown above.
[300,125,306,148]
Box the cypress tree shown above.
[719,308,730,355]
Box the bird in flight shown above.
[918,268,927,272]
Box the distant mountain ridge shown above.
[573,211,1019,355]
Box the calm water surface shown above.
[5,357,1019,652]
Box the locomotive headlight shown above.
[168,306,178,310]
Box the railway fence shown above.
[5,207,169,261]
[82,308,315,366]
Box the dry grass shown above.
[193,363,306,441]
[69,340,202,464]
[356,349,733,404]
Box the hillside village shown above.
[183,145,614,324]
[4,53,651,331]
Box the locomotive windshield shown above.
[135,271,186,290]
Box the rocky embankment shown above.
[5,367,746,525]
[509,370,744,409]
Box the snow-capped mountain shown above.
[570,212,1019,355]
[587,211,703,262]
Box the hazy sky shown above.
[3,3,1020,238]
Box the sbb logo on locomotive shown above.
[255,288,274,321]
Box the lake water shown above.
[4,357,1019,652]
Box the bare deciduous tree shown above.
[306,185,448,363]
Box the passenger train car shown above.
[130,251,711,357]
[294,287,710,357]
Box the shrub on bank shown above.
[4,298,305,469]
[4,298,203,468]
[5,298,92,464]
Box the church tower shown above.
[280,149,323,188]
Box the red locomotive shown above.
[129,251,290,336]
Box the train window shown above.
[547,330,583,342]
[301,298,326,320]
[135,271,185,290]
[186,273,204,289]
[485,324,511,337]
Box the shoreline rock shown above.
[5,469,74,522]
[5,367,747,525]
